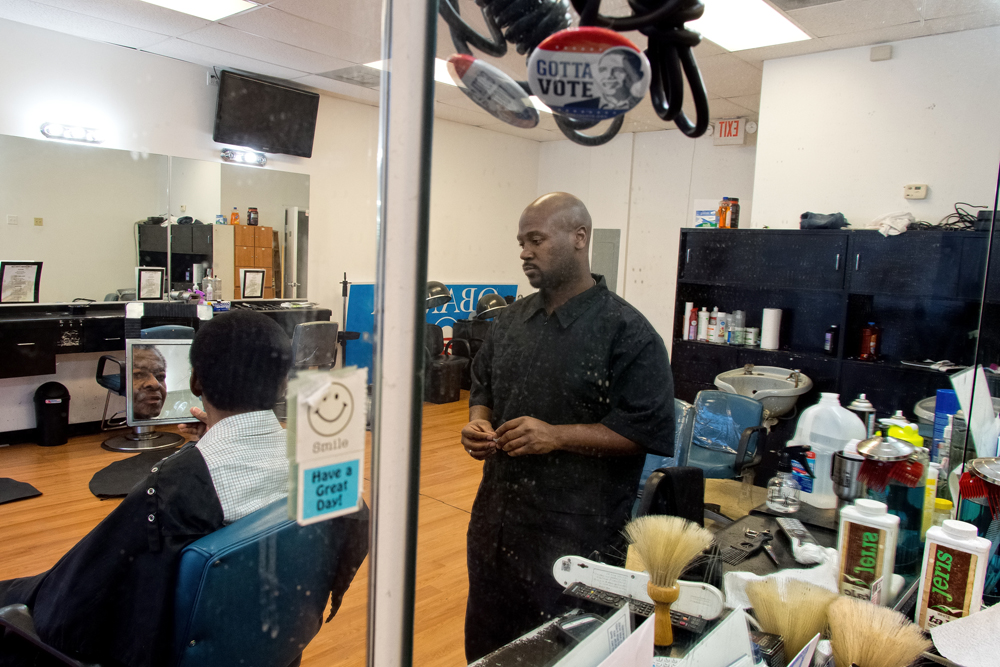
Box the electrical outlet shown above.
[6,214,17,225]
[34,217,43,226]
[904,184,928,200]
[180,204,187,213]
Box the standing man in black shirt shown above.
[462,192,675,660]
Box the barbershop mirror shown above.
[418,13,1000,665]
[0,134,167,302]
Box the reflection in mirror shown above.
[127,341,201,425]
[0,134,167,302]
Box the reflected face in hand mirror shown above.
[132,346,167,420]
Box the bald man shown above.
[461,193,675,659]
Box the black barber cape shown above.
[465,275,674,660]
[0,444,368,667]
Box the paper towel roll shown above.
[761,308,782,350]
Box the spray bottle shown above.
[766,445,814,514]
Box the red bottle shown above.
[860,322,880,360]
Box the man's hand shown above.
[177,406,209,440]
[495,417,562,457]
[462,419,496,460]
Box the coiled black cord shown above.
[440,0,710,146]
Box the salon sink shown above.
[714,365,813,419]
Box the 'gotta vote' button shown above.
[527,27,651,121]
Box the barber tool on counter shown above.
[744,579,836,660]
[623,515,714,646]
[827,597,931,667]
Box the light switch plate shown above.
[6,214,17,225]
[34,217,43,226]
[904,184,928,200]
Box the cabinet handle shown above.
[855,254,860,271]
[104,337,121,341]
[686,248,691,263]
[17,342,34,346]
[835,253,840,270]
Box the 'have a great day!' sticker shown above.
[527,27,651,121]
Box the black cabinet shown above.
[138,225,167,252]
[680,230,847,290]
[191,226,213,254]
[170,226,193,253]
[83,318,126,352]
[0,324,57,378]
[672,228,995,439]
[847,232,964,297]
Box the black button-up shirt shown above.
[468,275,674,577]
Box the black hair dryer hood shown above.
[426,281,453,309]
[476,293,507,320]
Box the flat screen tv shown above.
[213,70,320,158]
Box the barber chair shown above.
[633,398,695,515]
[688,390,766,481]
[0,498,369,667]
[424,324,468,404]
[96,326,194,452]
[451,319,491,390]
[102,288,136,302]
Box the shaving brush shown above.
[828,597,931,667]
[624,516,713,646]
[745,579,838,659]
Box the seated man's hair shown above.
[190,310,292,411]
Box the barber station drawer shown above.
[84,318,126,352]
[0,326,58,378]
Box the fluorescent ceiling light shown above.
[689,0,809,52]
[138,0,258,21]
[364,59,456,87]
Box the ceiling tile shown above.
[693,39,727,58]
[292,74,380,105]
[143,38,307,80]
[479,121,561,142]
[433,102,498,127]
[696,53,764,98]
[30,0,209,36]
[818,10,1000,48]
[180,22,351,74]
[789,0,923,38]
[222,6,378,64]
[726,94,760,113]
[268,0,381,41]
[0,0,170,48]
[707,98,755,119]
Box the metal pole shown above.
[366,0,437,664]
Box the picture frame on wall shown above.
[240,268,266,299]
[136,267,166,301]
[0,261,43,303]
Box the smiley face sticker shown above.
[307,381,355,437]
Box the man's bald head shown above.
[520,192,593,237]
[517,192,593,291]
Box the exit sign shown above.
[714,118,745,146]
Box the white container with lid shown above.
[792,393,867,509]
[837,499,899,605]
[915,519,990,629]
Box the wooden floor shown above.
[0,393,758,666]
[0,393,480,667]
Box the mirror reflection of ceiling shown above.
[1,0,998,140]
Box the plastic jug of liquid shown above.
[791,393,867,509]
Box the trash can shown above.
[34,382,70,447]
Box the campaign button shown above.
[527,27,650,121]
[447,54,539,129]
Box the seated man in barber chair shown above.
[0,310,368,667]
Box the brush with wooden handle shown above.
[624,515,713,647]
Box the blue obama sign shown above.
[345,283,517,383]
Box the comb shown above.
[722,529,773,565]
[960,471,1000,519]
[887,458,925,488]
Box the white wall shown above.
[752,26,1000,228]
[0,18,540,429]
[536,130,757,350]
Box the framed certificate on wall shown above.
[136,267,166,301]
[0,261,43,303]
[240,268,266,299]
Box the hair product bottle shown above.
[838,499,899,605]
[916,520,989,629]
